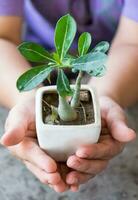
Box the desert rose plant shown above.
[17,14,109,123]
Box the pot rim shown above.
[35,84,101,128]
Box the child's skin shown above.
[0,15,137,192]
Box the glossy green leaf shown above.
[78,32,92,56]
[57,69,73,97]
[71,52,107,74]
[54,14,77,61]
[91,41,109,53]
[18,42,54,63]
[17,65,55,92]
[52,52,61,64]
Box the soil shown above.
[42,90,95,125]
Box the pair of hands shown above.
[0,95,136,193]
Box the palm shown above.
[65,96,136,187]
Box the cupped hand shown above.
[0,97,70,193]
[66,96,136,187]
[1,96,136,192]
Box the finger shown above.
[76,137,124,160]
[1,108,29,146]
[24,161,61,185]
[100,97,136,142]
[107,107,136,142]
[109,119,136,143]
[25,161,69,193]
[9,138,57,173]
[66,170,93,185]
[70,185,79,192]
[51,163,70,193]
[52,180,69,193]
[57,163,70,182]
[67,155,108,174]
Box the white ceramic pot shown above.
[36,85,101,161]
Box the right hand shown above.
[0,96,72,193]
[66,96,136,186]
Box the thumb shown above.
[0,108,28,146]
[100,96,136,143]
[106,103,136,142]
[110,121,136,142]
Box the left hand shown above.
[0,97,70,193]
[66,96,136,188]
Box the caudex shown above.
[17,14,109,123]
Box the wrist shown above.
[11,84,43,108]
[16,90,36,103]
[9,90,35,109]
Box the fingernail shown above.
[67,177,78,184]
[76,150,88,158]
[69,159,80,167]
[71,185,79,192]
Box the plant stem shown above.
[71,71,83,108]
[80,102,87,123]
[58,95,77,121]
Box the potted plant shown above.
[17,14,109,161]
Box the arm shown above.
[89,16,138,108]
[0,16,35,108]
[0,16,68,192]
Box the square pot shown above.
[36,85,101,161]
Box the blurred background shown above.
[0,104,138,200]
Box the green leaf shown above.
[91,41,109,53]
[71,52,107,73]
[52,52,61,64]
[57,69,73,97]
[18,42,54,63]
[55,14,77,61]
[88,65,106,77]
[64,54,76,60]
[78,32,92,56]
[17,65,55,92]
